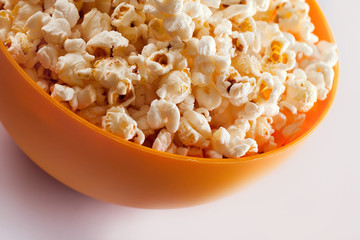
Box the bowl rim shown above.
[0,0,339,164]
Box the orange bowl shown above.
[0,0,338,208]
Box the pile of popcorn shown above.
[0,0,338,158]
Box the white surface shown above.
[1,0,360,239]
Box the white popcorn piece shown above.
[194,84,222,111]
[0,0,20,10]
[25,11,51,40]
[316,41,338,67]
[147,99,180,133]
[81,8,112,42]
[64,38,87,53]
[86,30,129,56]
[305,61,334,100]
[51,83,75,102]
[232,52,261,77]
[44,0,56,14]
[102,106,140,141]
[152,128,174,152]
[220,1,257,19]
[107,79,136,107]
[156,70,191,104]
[37,44,59,71]
[7,32,39,68]
[11,1,42,32]
[232,102,264,121]
[93,57,138,89]
[53,0,79,28]
[216,67,256,106]
[284,69,317,112]
[178,93,195,113]
[248,116,274,148]
[281,113,305,139]
[177,109,212,148]
[111,2,144,28]
[148,18,170,41]
[128,105,154,136]
[198,36,216,56]
[201,0,220,9]
[206,150,223,159]
[56,52,94,87]
[69,85,97,111]
[0,10,13,42]
[36,79,50,93]
[211,127,258,158]
[146,49,175,76]
[163,12,195,41]
[41,17,71,45]
[151,0,183,15]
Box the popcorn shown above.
[56,52,94,87]
[194,84,222,111]
[11,1,41,32]
[93,57,137,89]
[2,0,338,158]
[211,127,258,158]
[156,70,191,104]
[152,128,174,152]
[284,69,317,112]
[53,0,79,28]
[0,10,13,42]
[177,109,212,148]
[7,32,39,68]
[25,11,51,40]
[51,83,75,102]
[163,12,195,41]
[86,30,129,56]
[146,49,175,76]
[81,8,112,42]
[147,99,180,133]
[37,44,59,71]
[69,85,97,111]
[41,17,71,45]
[102,106,142,142]
[305,61,334,100]
[151,0,183,15]
[64,38,86,53]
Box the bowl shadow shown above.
[0,123,135,239]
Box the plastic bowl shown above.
[0,0,338,208]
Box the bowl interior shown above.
[0,0,338,163]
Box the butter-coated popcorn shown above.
[0,10,12,42]
[11,1,41,32]
[7,32,39,68]
[2,0,338,158]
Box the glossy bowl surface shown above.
[0,0,338,208]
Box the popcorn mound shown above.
[0,0,338,158]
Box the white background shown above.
[1,0,359,239]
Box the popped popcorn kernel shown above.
[2,0,338,158]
